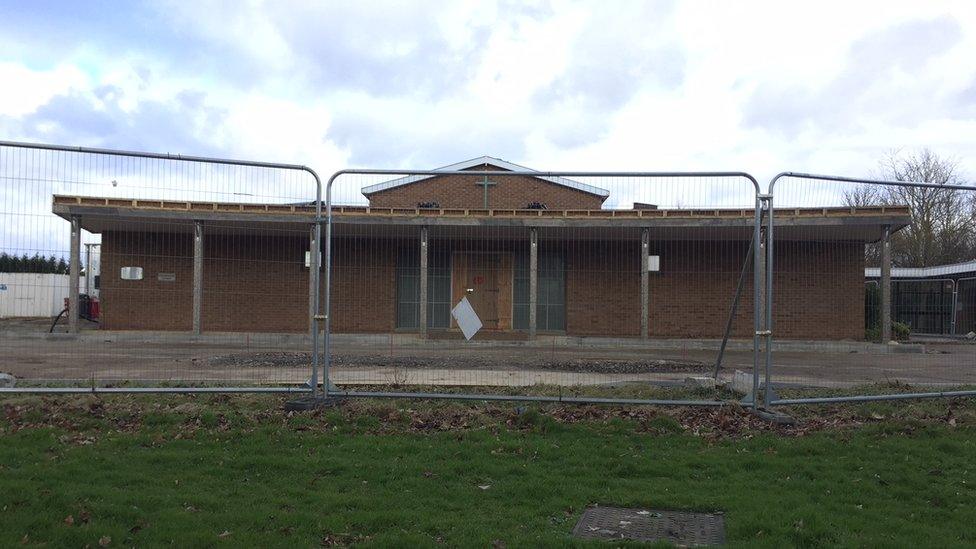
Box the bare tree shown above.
[868,149,973,267]
[844,184,886,267]
[968,190,976,256]
[843,183,885,209]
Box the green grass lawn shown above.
[1,394,975,547]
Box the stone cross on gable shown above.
[474,174,496,209]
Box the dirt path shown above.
[1,334,974,388]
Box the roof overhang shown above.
[53,195,911,243]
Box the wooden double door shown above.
[451,252,512,331]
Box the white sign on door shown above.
[451,296,483,341]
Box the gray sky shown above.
[1,0,975,186]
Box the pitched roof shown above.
[360,156,611,198]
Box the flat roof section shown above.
[52,195,912,243]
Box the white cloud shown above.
[0,0,974,191]
[0,63,88,116]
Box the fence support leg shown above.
[419,226,429,338]
[641,228,649,340]
[881,224,892,342]
[747,196,792,423]
[758,228,767,336]
[760,205,773,404]
[529,228,538,338]
[714,235,755,378]
[68,216,80,334]
[192,221,203,335]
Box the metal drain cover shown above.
[572,506,725,546]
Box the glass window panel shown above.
[397,303,418,328]
[396,245,420,329]
[513,303,529,330]
[513,278,529,305]
[545,304,566,331]
[398,276,419,301]
[429,303,450,328]
[430,275,451,302]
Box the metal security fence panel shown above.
[318,168,766,406]
[957,277,976,336]
[0,141,321,393]
[764,173,976,406]
[890,279,957,336]
[864,281,880,335]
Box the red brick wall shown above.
[564,239,750,338]
[99,230,864,340]
[565,240,641,336]
[100,230,311,332]
[329,237,398,333]
[99,231,193,331]
[772,240,865,340]
[100,231,402,333]
[201,231,310,333]
[646,239,754,338]
[366,171,605,210]
[565,239,864,340]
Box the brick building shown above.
[54,157,911,340]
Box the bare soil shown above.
[2,317,975,388]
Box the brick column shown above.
[419,226,429,338]
[68,216,80,333]
[529,228,538,338]
[641,228,649,339]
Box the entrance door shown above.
[465,254,499,329]
[452,253,512,331]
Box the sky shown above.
[1,0,975,193]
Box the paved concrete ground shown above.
[1,322,974,389]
